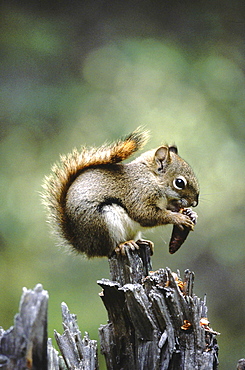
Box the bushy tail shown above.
[41,128,149,244]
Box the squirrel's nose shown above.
[192,194,199,207]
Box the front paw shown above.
[172,212,195,230]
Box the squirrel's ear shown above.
[169,145,178,155]
[154,146,171,172]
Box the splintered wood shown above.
[99,242,219,370]
[0,243,219,370]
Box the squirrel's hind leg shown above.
[136,239,154,255]
[115,240,140,255]
[102,203,143,254]
[115,239,154,256]
[102,202,154,256]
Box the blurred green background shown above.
[1,1,245,368]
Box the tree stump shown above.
[99,242,219,370]
[53,302,98,370]
[0,242,220,369]
[0,284,48,370]
[0,286,98,370]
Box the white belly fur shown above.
[102,204,143,244]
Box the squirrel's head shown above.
[139,145,199,212]
[155,145,199,212]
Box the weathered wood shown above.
[237,358,245,370]
[0,286,98,370]
[108,240,152,286]
[54,302,98,370]
[99,244,219,370]
[0,241,220,369]
[0,284,48,370]
[47,338,60,370]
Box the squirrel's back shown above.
[42,128,149,249]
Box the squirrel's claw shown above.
[115,240,140,255]
[172,212,195,230]
[115,239,154,256]
[136,239,154,255]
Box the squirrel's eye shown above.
[173,176,187,190]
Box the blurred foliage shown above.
[0,1,245,369]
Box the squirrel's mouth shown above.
[167,199,188,213]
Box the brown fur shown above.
[42,129,199,257]
[42,129,149,251]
